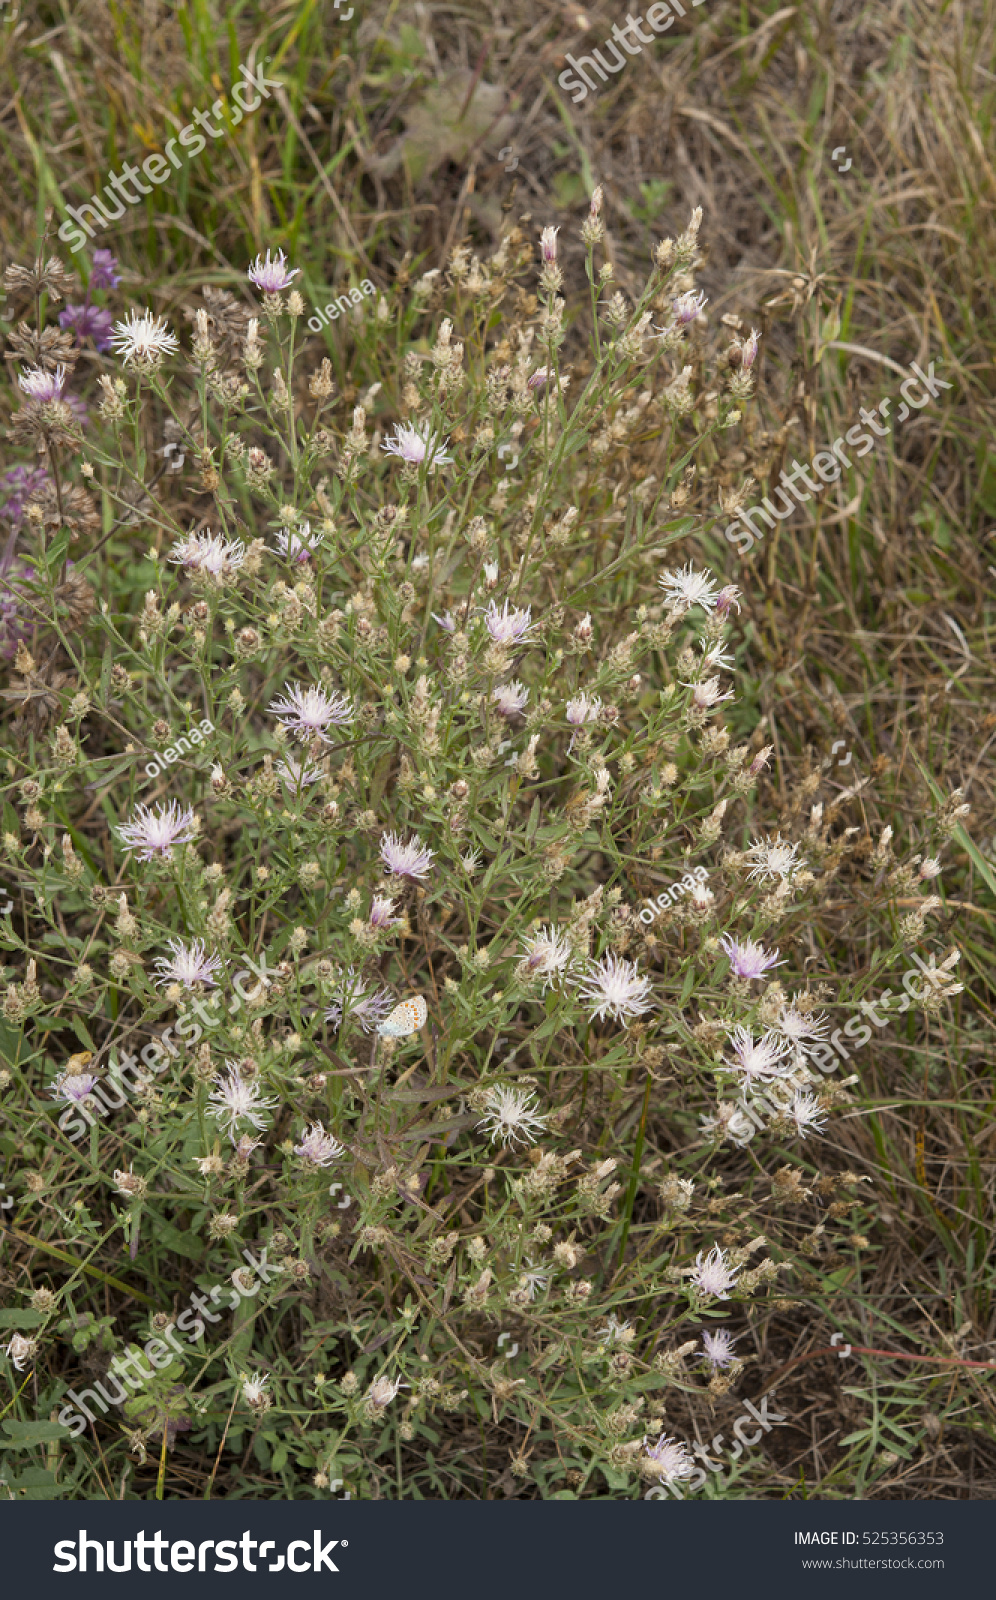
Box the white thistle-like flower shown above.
[724,1025,791,1088]
[658,562,719,611]
[324,968,393,1034]
[518,925,576,991]
[168,530,246,578]
[642,1433,696,1485]
[771,1002,829,1050]
[241,1372,271,1406]
[574,953,653,1026]
[50,1071,99,1106]
[476,1085,548,1148]
[152,938,222,991]
[365,1373,407,1410]
[273,521,322,562]
[790,1092,828,1140]
[461,847,482,874]
[690,1244,740,1300]
[5,1332,38,1372]
[518,1259,550,1300]
[276,756,324,792]
[746,835,801,883]
[206,1064,277,1139]
[596,1314,634,1346]
[110,310,179,367]
[116,800,198,861]
[700,1102,755,1145]
[565,692,602,730]
[294,1121,345,1167]
[381,421,453,468]
[369,894,402,929]
[683,674,733,711]
[268,681,353,743]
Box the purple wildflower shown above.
[247,249,299,294]
[484,598,535,646]
[719,934,783,981]
[59,304,115,352]
[90,250,122,290]
[379,830,435,882]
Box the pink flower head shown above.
[492,681,530,718]
[672,290,708,325]
[484,598,535,646]
[565,692,601,728]
[539,225,560,263]
[691,1243,740,1300]
[294,1120,345,1167]
[268,681,354,743]
[741,328,761,370]
[369,894,402,929]
[152,938,223,991]
[116,800,198,861]
[381,422,453,468]
[700,1328,739,1369]
[247,249,299,293]
[719,934,783,981]
[51,1072,99,1106]
[18,364,66,401]
[715,584,742,618]
[380,830,435,882]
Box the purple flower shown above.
[50,1072,99,1106]
[0,555,37,660]
[116,800,198,861]
[492,681,529,717]
[380,830,435,882]
[268,682,354,744]
[700,1328,739,1369]
[741,327,760,370]
[719,934,783,981]
[168,531,245,578]
[642,1434,696,1486]
[369,894,402,929]
[672,290,708,325]
[431,610,457,633]
[0,466,51,531]
[484,598,535,646]
[539,226,559,263]
[18,365,66,401]
[247,249,299,294]
[273,521,322,562]
[90,250,122,290]
[59,304,115,352]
